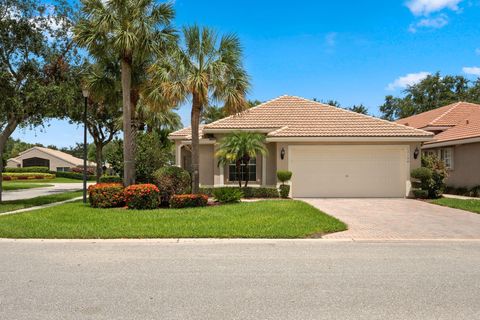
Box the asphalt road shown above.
[0,240,479,320]
[2,183,88,201]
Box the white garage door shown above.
[289,145,408,198]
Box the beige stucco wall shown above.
[426,142,480,188]
[6,149,77,171]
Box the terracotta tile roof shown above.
[170,95,433,139]
[168,125,205,139]
[425,111,480,145]
[396,102,480,129]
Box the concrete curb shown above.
[0,197,83,217]
[1,238,480,243]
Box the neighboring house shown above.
[169,95,433,198]
[6,146,94,172]
[397,101,480,188]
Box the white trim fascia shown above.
[420,126,452,131]
[203,128,278,134]
[266,136,433,143]
[423,136,480,149]
[180,139,216,145]
[20,147,80,167]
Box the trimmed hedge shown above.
[4,166,50,173]
[213,188,243,203]
[88,183,125,208]
[153,166,191,203]
[200,186,279,199]
[2,172,55,180]
[412,189,429,199]
[99,175,123,183]
[53,171,95,180]
[124,184,160,210]
[279,185,290,198]
[170,194,208,208]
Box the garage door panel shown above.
[289,146,407,198]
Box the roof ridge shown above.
[429,101,462,125]
[292,96,434,136]
[204,96,288,129]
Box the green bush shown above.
[99,175,123,183]
[213,188,243,203]
[469,185,480,197]
[88,183,125,208]
[279,185,290,198]
[2,172,55,180]
[170,194,208,208]
[276,170,292,184]
[153,166,191,203]
[200,186,279,199]
[456,187,469,196]
[53,171,95,180]
[5,166,50,173]
[412,189,429,199]
[410,155,447,199]
[124,184,160,210]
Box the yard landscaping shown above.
[0,191,82,214]
[3,182,53,191]
[0,200,346,239]
[4,177,86,184]
[431,197,480,214]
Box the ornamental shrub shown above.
[153,166,191,203]
[170,194,208,208]
[5,166,49,173]
[88,183,125,208]
[2,172,55,180]
[53,171,95,180]
[279,185,290,198]
[99,175,123,183]
[213,188,243,203]
[469,185,480,197]
[412,189,429,199]
[199,186,279,199]
[276,170,293,184]
[124,184,160,210]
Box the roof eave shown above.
[423,136,480,148]
[266,136,434,143]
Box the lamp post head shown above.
[82,87,90,98]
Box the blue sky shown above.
[13,0,480,147]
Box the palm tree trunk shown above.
[244,155,250,188]
[121,58,135,186]
[191,93,202,193]
[236,160,242,188]
[0,118,18,203]
[95,142,103,182]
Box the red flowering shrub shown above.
[170,194,208,209]
[2,173,55,180]
[88,183,125,208]
[2,176,12,181]
[124,184,160,210]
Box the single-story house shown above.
[6,146,94,172]
[169,95,433,198]
[396,101,480,188]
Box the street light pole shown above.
[81,88,89,204]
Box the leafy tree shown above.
[0,0,77,201]
[146,26,250,193]
[379,73,480,120]
[346,104,369,115]
[216,132,267,188]
[74,0,176,186]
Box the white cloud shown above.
[463,67,480,76]
[408,14,449,32]
[406,0,462,16]
[387,72,431,90]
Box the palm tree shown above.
[145,25,250,193]
[216,132,267,188]
[74,0,176,186]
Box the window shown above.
[56,167,71,172]
[228,158,256,182]
[440,148,454,169]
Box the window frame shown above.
[228,158,257,182]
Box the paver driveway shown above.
[302,198,480,240]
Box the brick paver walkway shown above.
[301,198,480,240]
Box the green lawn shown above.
[3,182,53,191]
[0,200,346,239]
[0,191,83,214]
[431,197,480,214]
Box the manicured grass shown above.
[0,191,83,214]
[3,182,53,191]
[431,197,480,214]
[0,200,346,239]
[7,177,86,183]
